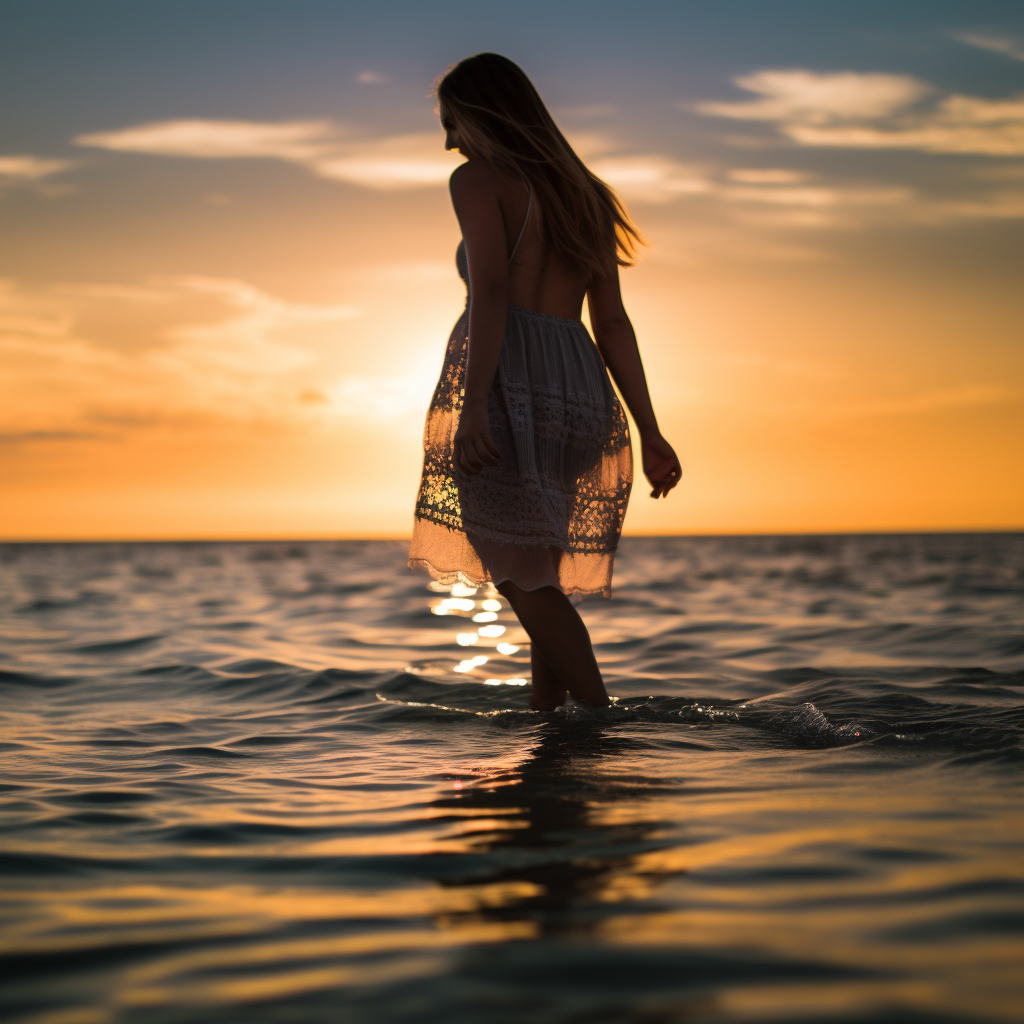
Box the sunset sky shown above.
[1,0,1021,539]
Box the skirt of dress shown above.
[408,304,632,598]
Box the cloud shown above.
[722,183,910,210]
[914,192,1024,223]
[590,155,710,203]
[614,161,913,225]
[0,155,76,180]
[71,118,713,196]
[697,70,927,124]
[76,119,336,160]
[0,276,362,438]
[953,33,1024,62]
[312,132,462,188]
[696,69,1024,156]
[0,154,76,197]
[357,70,389,84]
[66,111,1024,223]
[787,95,1024,155]
[75,118,463,189]
[727,168,811,184]
[152,276,359,385]
[595,153,1013,227]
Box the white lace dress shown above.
[408,235,632,598]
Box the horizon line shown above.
[2,527,1022,544]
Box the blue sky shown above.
[3,1,1022,146]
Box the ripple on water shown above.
[0,535,1021,1024]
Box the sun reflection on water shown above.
[428,579,528,686]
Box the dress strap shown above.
[507,183,534,266]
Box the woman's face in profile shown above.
[439,102,466,155]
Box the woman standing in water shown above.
[410,53,681,711]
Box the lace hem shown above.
[408,557,611,598]
[409,519,616,598]
[410,301,631,600]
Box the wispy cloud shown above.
[593,156,916,225]
[0,272,443,441]
[787,95,1024,156]
[696,69,1024,156]
[0,276,362,439]
[76,120,334,160]
[727,168,811,184]
[0,155,76,179]
[953,32,1024,62]
[698,70,927,123]
[71,118,711,201]
[75,118,463,189]
[0,154,76,197]
[722,182,910,211]
[312,133,463,188]
[590,155,710,202]
[596,153,1017,227]
[718,166,910,224]
[66,110,1024,223]
[152,276,358,386]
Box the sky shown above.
[0,0,1021,539]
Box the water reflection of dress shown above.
[409,192,632,598]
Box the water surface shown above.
[1,535,1022,1023]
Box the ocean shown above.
[1,534,1022,1024]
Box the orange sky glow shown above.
[1,6,1021,538]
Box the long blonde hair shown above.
[437,53,644,278]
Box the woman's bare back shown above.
[488,171,591,321]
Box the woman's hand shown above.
[454,401,501,476]
[641,432,681,498]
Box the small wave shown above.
[69,634,164,654]
[161,745,252,759]
[740,701,876,746]
[0,668,76,688]
[218,658,298,674]
[374,692,532,721]
[362,679,1023,757]
[53,789,156,807]
[15,589,117,613]
[229,734,309,748]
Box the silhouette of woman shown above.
[410,54,681,711]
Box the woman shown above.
[409,53,681,711]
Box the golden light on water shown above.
[423,582,528,685]
[2,536,1021,1019]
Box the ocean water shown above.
[1,534,1022,1024]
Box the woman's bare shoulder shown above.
[449,159,505,197]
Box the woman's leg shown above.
[528,645,567,712]
[495,581,610,710]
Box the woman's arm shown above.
[449,160,507,475]
[587,268,682,498]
